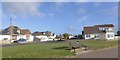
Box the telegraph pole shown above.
[10,18,12,43]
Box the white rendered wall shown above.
[36,35,48,42]
[106,32,114,40]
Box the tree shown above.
[32,31,40,36]
[62,33,71,39]
[45,31,52,36]
[117,31,120,36]
[78,34,83,39]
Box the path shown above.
[75,46,118,58]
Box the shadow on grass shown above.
[52,46,71,50]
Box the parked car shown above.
[13,38,27,43]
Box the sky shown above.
[1,2,118,35]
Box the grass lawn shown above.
[2,40,118,58]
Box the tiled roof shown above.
[84,24,114,34]
[1,26,21,35]
[21,29,31,35]
[84,26,101,34]
[1,26,31,35]
[95,24,114,27]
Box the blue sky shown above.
[2,2,118,35]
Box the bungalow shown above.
[32,31,56,42]
[83,24,115,40]
[21,29,33,42]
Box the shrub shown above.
[3,38,8,40]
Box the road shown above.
[75,46,118,58]
[2,39,79,47]
[2,40,66,47]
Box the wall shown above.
[85,32,115,40]
[99,33,106,40]
[114,36,120,40]
[0,35,10,41]
[36,35,48,42]
[69,36,74,39]
[0,35,34,42]
[17,35,34,42]
[27,35,34,42]
[49,35,56,39]
[106,32,114,40]
[85,34,95,39]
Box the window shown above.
[99,28,103,30]
[109,28,113,31]
[95,34,99,38]
[107,34,114,38]
[26,36,30,40]
[86,34,90,38]
[99,28,109,31]
[105,28,109,31]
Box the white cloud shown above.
[78,8,87,14]
[100,5,118,16]
[112,6,118,15]
[74,0,119,2]
[54,2,64,12]
[48,13,54,18]
[0,9,2,28]
[93,2,101,6]
[79,15,90,22]
[0,10,1,15]
[66,26,76,32]
[2,0,120,2]
[3,2,42,17]
[2,0,42,2]
[70,26,74,30]
[75,2,87,5]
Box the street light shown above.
[10,18,12,43]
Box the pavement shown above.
[75,46,118,58]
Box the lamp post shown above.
[10,18,12,43]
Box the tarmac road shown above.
[75,46,118,58]
[2,40,66,47]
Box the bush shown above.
[33,37,41,42]
[3,38,8,40]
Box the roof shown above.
[95,24,114,27]
[32,31,45,36]
[1,26,21,35]
[21,29,31,35]
[1,26,31,35]
[32,31,52,36]
[84,24,114,34]
[84,26,101,34]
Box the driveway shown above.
[75,46,118,58]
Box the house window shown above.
[107,34,114,38]
[99,28,103,30]
[26,36,30,40]
[99,28,109,31]
[105,28,109,31]
[108,28,113,31]
[86,34,90,38]
[95,34,99,38]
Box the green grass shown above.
[79,40,118,50]
[2,42,74,58]
[0,47,2,59]
[2,40,118,58]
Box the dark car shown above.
[13,38,27,43]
